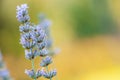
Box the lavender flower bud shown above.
[38,49,48,57]
[25,50,37,60]
[21,32,34,40]
[36,69,43,78]
[34,26,43,36]
[25,69,35,79]
[33,26,45,43]
[37,33,45,43]
[20,33,36,49]
[42,69,57,79]
[38,42,46,50]
[40,56,52,67]
[16,4,30,23]
[40,19,51,28]
[36,25,42,31]
[19,23,32,33]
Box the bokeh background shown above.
[1,0,120,80]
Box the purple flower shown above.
[38,49,48,57]
[19,23,32,33]
[17,4,58,80]
[25,50,37,60]
[33,25,46,43]
[42,69,57,79]
[37,42,46,50]
[20,33,36,49]
[36,69,43,78]
[16,4,30,23]
[40,56,52,67]
[25,69,35,79]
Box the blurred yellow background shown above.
[1,0,120,80]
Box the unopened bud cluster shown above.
[16,4,57,80]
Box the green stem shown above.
[46,66,52,80]
[52,61,58,80]
[30,49,37,80]
[31,59,36,80]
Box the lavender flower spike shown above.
[0,51,12,80]
[16,4,30,23]
[17,4,58,80]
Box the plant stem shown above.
[52,61,58,80]
[46,66,52,80]
[31,59,36,80]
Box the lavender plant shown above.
[0,51,12,80]
[16,4,57,80]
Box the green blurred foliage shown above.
[69,0,118,37]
